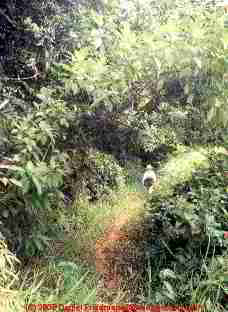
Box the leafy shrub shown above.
[55,261,97,303]
[0,1,227,307]
[135,148,228,307]
[0,91,72,258]
[0,158,66,258]
[67,149,126,201]
[91,146,227,305]
[54,0,227,154]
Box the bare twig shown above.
[0,8,16,26]
[0,73,40,81]
[0,99,10,110]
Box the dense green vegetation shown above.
[0,0,227,311]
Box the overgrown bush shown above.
[94,147,227,307]
[44,2,227,184]
[0,93,72,258]
[136,148,228,308]
[65,149,126,202]
[0,1,227,307]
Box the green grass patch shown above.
[153,147,210,198]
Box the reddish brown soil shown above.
[95,213,130,289]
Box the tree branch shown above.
[0,73,40,81]
[0,8,16,26]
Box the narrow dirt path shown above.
[95,191,145,291]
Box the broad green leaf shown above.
[26,161,34,173]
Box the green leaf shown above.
[165,49,175,67]
[207,107,215,123]
[157,79,164,91]
[9,178,23,188]
[26,161,34,173]
[60,118,69,127]
[31,196,43,210]
[22,178,31,194]
[34,238,44,251]
[31,176,42,195]
[0,165,24,172]
[163,281,176,301]
[160,269,177,280]
[39,235,51,246]
[193,57,202,69]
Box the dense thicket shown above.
[0,0,227,309]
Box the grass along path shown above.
[1,146,220,309]
[78,147,212,294]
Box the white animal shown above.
[142,165,157,193]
